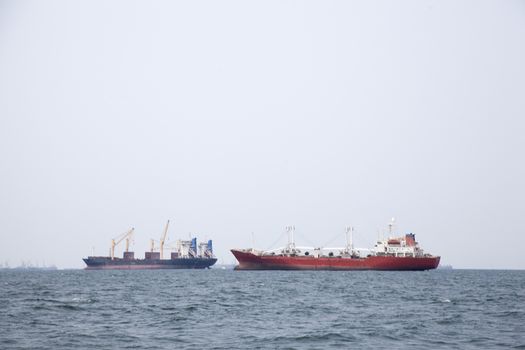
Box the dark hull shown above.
[83,257,217,270]
[231,250,440,271]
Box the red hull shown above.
[231,250,440,271]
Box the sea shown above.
[1,269,524,349]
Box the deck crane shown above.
[160,220,170,259]
[110,228,134,260]
[149,239,155,253]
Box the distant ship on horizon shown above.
[231,219,440,271]
[0,262,58,271]
[83,220,217,270]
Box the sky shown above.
[0,0,524,269]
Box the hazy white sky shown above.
[1,0,524,269]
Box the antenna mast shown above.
[388,217,396,237]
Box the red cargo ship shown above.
[231,221,440,271]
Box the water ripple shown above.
[0,269,524,349]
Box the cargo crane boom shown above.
[110,228,134,260]
[160,220,170,259]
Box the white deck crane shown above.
[110,228,134,260]
[159,220,170,259]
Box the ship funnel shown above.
[405,233,416,247]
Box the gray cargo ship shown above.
[83,221,217,270]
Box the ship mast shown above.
[286,225,296,252]
[388,217,395,237]
[345,226,354,253]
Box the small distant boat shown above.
[83,220,217,270]
[231,219,440,271]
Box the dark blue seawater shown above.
[1,269,524,349]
